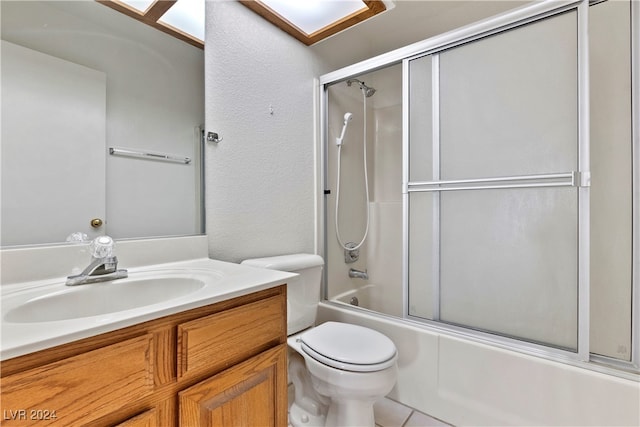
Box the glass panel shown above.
[325,65,402,313]
[439,187,578,350]
[259,0,365,35]
[589,0,633,361]
[408,192,436,319]
[408,54,433,182]
[439,11,578,179]
[159,0,205,41]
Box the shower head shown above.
[346,78,376,97]
[336,111,353,146]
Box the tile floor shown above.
[374,397,452,427]
[288,386,452,427]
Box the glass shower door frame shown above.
[401,1,591,362]
[319,0,640,374]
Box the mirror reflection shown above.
[1,0,205,247]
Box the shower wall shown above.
[326,65,403,317]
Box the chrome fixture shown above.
[346,78,376,97]
[66,236,128,286]
[109,147,191,164]
[206,131,223,143]
[344,242,360,264]
[349,268,369,280]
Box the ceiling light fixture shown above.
[239,0,387,46]
[96,0,204,49]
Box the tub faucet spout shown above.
[349,268,368,280]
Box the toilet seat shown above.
[300,322,397,372]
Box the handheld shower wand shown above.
[336,112,353,146]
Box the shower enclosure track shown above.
[406,171,587,192]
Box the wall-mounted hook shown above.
[206,131,223,143]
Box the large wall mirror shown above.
[1,1,205,247]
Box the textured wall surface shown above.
[204,1,324,262]
[202,1,529,263]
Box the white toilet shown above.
[241,254,398,427]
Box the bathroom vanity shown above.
[1,285,287,426]
[0,237,293,426]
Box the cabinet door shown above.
[179,344,287,427]
[177,294,285,380]
[114,409,157,427]
[1,334,154,426]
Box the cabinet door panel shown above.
[179,344,287,427]
[1,334,154,426]
[177,295,285,379]
[115,409,157,427]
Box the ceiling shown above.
[310,0,531,67]
[93,0,530,56]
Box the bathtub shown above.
[332,284,403,317]
[316,300,640,427]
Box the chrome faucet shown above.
[66,236,128,286]
[348,268,369,280]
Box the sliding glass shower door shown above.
[405,9,587,353]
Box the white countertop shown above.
[1,257,295,361]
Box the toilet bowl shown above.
[289,322,397,427]
[241,254,398,427]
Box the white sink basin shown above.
[1,258,297,361]
[4,273,207,323]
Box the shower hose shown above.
[335,88,370,252]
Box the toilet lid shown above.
[300,322,397,372]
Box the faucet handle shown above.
[66,231,89,243]
[90,235,114,258]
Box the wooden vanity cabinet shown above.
[179,345,287,426]
[0,285,288,427]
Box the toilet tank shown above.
[241,254,324,335]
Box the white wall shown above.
[202,1,525,264]
[204,1,323,262]
[367,103,403,316]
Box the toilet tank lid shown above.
[241,253,324,271]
